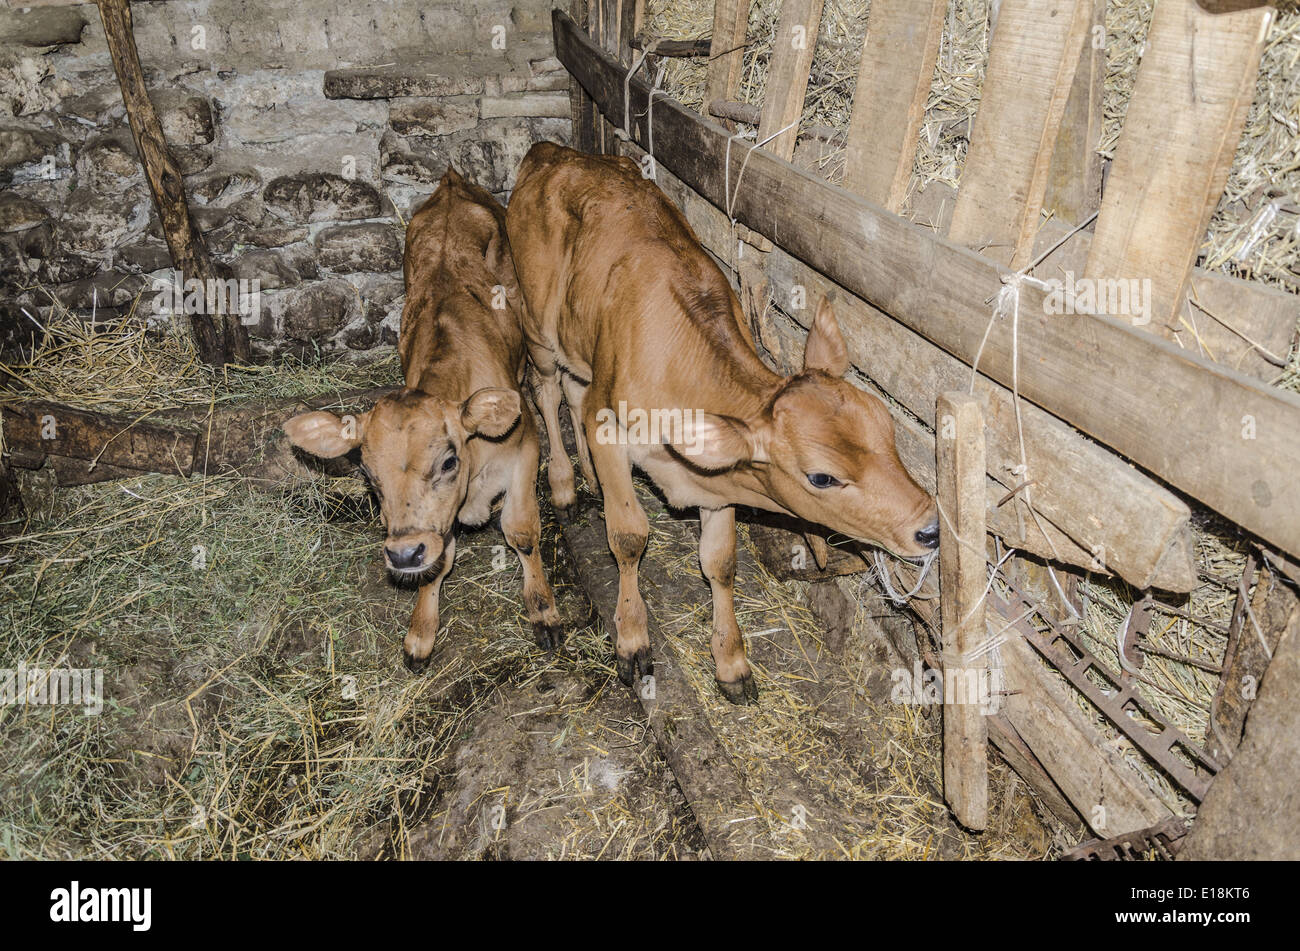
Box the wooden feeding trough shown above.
[553,0,1300,856]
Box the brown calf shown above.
[505,142,937,703]
[284,166,562,670]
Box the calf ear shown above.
[283,410,366,458]
[667,412,767,472]
[803,296,850,377]
[462,387,521,438]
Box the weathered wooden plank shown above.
[555,9,1300,560]
[1084,0,1274,335]
[937,392,989,830]
[842,0,947,211]
[747,0,822,253]
[755,0,822,162]
[987,715,1086,830]
[632,36,712,57]
[1032,218,1298,381]
[1042,0,1105,225]
[571,0,598,152]
[704,0,750,122]
[2,400,198,477]
[948,0,1093,267]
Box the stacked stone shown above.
[1,0,571,359]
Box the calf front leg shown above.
[402,537,456,672]
[528,356,576,512]
[502,426,563,649]
[586,427,652,685]
[699,506,757,703]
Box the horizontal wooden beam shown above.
[631,35,712,57]
[554,8,1300,561]
[2,400,197,477]
[707,99,840,145]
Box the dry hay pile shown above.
[0,304,702,860]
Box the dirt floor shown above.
[1,343,1062,860]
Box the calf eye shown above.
[441,455,458,473]
[806,472,841,489]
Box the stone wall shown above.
[0,0,571,359]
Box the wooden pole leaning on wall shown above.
[937,391,989,831]
[96,0,250,366]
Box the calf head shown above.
[284,387,522,578]
[672,298,939,558]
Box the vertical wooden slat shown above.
[1042,0,1105,225]
[705,0,751,122]
[937,391,989,832]
[947,0,1093,267]
[842,0,947,212]
[618,0,640,64]
[570,0,598,152]
[748,0,823,251]
[754,0,824,162]
[1084,0,1273,336]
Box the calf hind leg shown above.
[561,375,599,497]
[528,357,577,513]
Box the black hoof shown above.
[403,650,432,674]
[616,646,654,686]
[532,621,565,651]
[716,673,758,705]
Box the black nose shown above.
[386,542,426,570]
[915,520,940,550]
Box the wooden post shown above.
[96,0,249,366]
[747,0,822,254]
[937,391,988,830]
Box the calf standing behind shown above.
[284,167,562,670]
[506,142,937,703]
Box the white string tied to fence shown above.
[961,212,1101,620]
[723,118,799,260]
[614,44,670,182]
